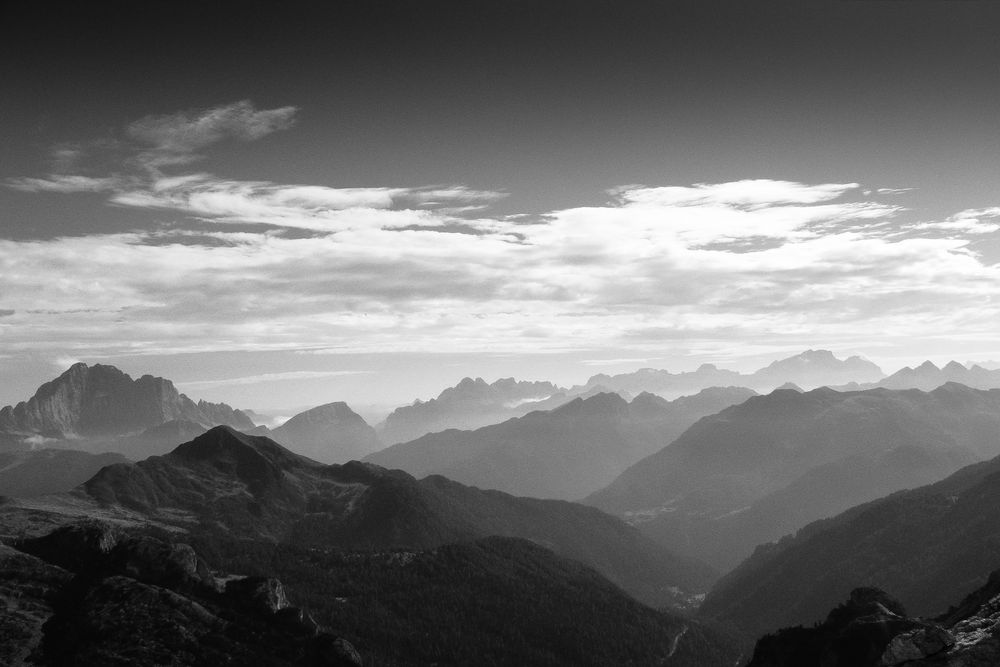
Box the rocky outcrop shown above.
[3,522,362,666]
[271,402,381,464]
[746,588,926,667]
[0,363,254,442]
[744,573,1000,667]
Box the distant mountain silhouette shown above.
[269,402,381,464]
[700,444,1000,638]
[366,387,757,500]
[0,364,255,453]
[79,426,716,608]
[581,350,883,397]
[379,377,564,444]
[869,360,1000,391]
[0,449,128,497]
[587,384,1000,571]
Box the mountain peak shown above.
[166,426,315,495]
[916,360,939,371]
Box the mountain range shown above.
[580,349,884,398]
[379,376,566,444]
[366,386,757,500]
[0,425,749,664]
[587,383,1000,571]
[66,425,716,608]
[839,360,1000,392]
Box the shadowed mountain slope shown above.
[79,426,716,608]
[700,450,1000,638]
[367,387,756,500]
[587,384,1000,571]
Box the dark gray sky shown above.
[2,0,1000,410]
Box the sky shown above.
[2,0,1000,412]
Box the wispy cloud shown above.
[127,100,297,168]
[176,370,372,389]
[7,175,122,194]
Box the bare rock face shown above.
[881,625,954,665]
[0,363,254,442]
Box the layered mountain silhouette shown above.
[366,387,757,500]
[700,445,1000,638]
[268,402,382,464]
[842,360,1000,392]
[0,363,255,455]
[587,384,1000,570]
[581,350,883,398]
[76,425,715,608]
[379,377,564,444]
[380,377,569,444]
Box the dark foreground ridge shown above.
[1,522,361,666]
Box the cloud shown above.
[7,175,121,194]
[107,177,507,233]
[612,180,859,208]
[908,208,1000,235]
[1,179,997,361]
[5,101,1000,361]
[127,100,297,162]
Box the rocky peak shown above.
[0,363,254,441]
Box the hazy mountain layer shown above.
[700,449,1000,637]
[582,349,883,398]
[0,449,128,497]
[587,384,1000,570]
[380,376,563,445]
[838,359,1000,392]
[366,387,757,500]
[269,401,381,464]
[78,426,716,607]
